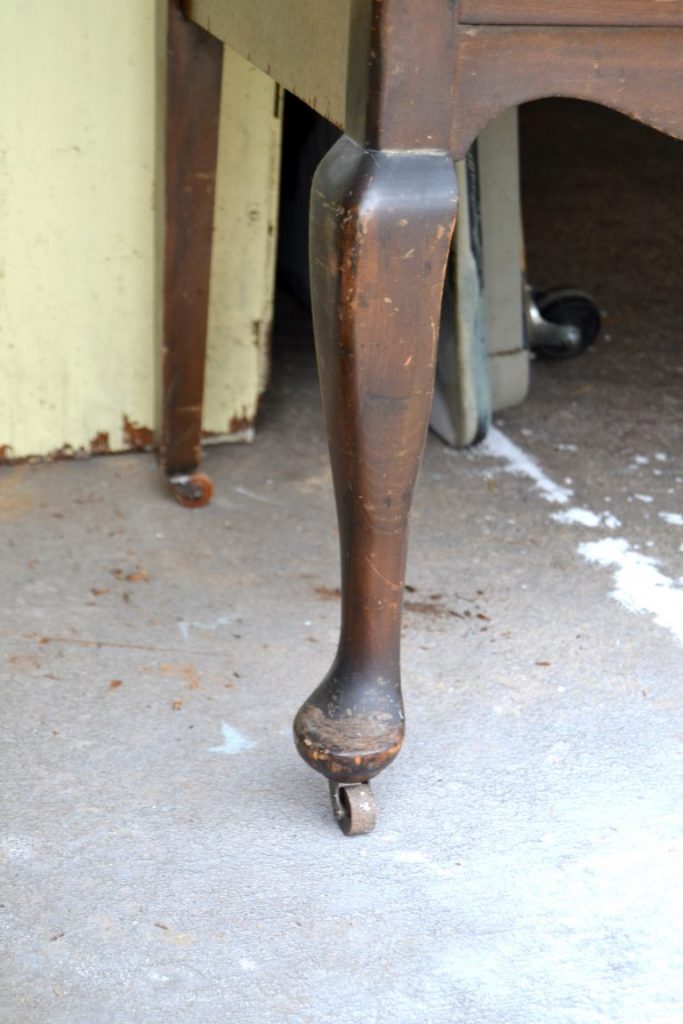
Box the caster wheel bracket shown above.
[329,780,377,836]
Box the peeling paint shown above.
[89,432,111,455]
[0,443,92,466]
[228,413,255,435]
[122,415,154,451]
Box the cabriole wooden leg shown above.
[160,1,222,509]
[293,136,458,834]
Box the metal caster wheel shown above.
[169,472,214,508]
[329,781,377,836]
[527,287,601,360]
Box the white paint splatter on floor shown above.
[474,428,683,648]
[581,540,683,643]
[178,615,236,642]
[578,538,683,646]
[210,722,257,755]
[603,512,622,530]
[552,508,621,530]
[478,427,573,505]
[659,512,683,527]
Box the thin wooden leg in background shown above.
[160,0,222,508]
[293,136,458,834]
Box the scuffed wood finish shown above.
[161,1,223,484]
[182,2,683,157]
[171,0,683,823]
[186,0,351,128]
[450,26,683,158]
[187,0,460,147]
[293,138,458,784]
[459,0,683,27]
[345,0,459,150]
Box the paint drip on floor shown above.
[210,722,256,755]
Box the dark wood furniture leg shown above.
[160,0,222,508]
[293,136,458,833]
[173,0,683,835]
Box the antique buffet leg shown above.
[168,0,683,834]
[293,138,458,833]
[160,1,222,508]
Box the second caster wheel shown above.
[528,287,601,361]
[169,472,214,508]
[329,781,377,836]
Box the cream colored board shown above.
[202,49,282,440]
[478,108,530,411]
[0,0,157,459]
[188,0,350,128]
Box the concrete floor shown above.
[2,103,683,1022]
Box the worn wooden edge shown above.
[184,0,461,149]
[458,0,683,28]
[451,25,683,158]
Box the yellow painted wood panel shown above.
[0,0,157,459]
[202,48,282,441]
[0,1,281,460]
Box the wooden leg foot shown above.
[293,136,459,813]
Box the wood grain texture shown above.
[186,0,351,128]
[451,26,683,158]
[174,0,683,811]
[346,0,459,149]
[186,2,683,154]
[161,1,223,479]
[293,137,458,783]
[459,1,683,27]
